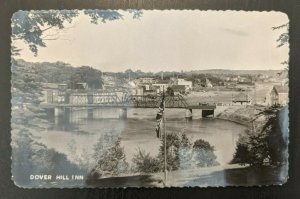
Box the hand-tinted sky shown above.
[15,10,289,72]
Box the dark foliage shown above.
[193,139,219,167]
[68,66,103,89]
[12,130,84,187]
[11,10,79,56]
[132,149,160,173]
[157,133,218,171]
[89,138,129,178]
[193,139,215,151]
[157,133,181,171]
[166,87,175,96]
[13,59,104,89]
[232,106,287,167]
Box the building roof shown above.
[41,83,59,89]
[274,85,288,94]
[171,85,186,91]
[153,80,169,84]
[144,89,156,93]
[139,77,154,80]
[232,92,251,102]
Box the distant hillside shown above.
[13,59,103,89]
[14,59,79,83]
[13,59,284,81]
[188,69,283,76]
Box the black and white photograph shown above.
[11,9,289,188]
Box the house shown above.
[138,77,155,84]
[143,89,157,96]
[137,83,151,91]
[134,86,145,95]
[232,92,252,105]
[134,85,157,96]
[58,84,68,90]
[153,80,170,93]
[269,85,289,106]
[42,83,67,103]
[75,82,88,90]
[205,78,213,88]
[177,78,193,90]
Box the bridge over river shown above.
[41,90,216,119]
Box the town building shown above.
[232,92,252,105]
[177,78,193,90]
[269,85,289,106]
[205,78,213,88]
[134,86,144,95]
[138,77,155,84]
[75,82,88,90]
[42,83,67,103]
[152,80,170,93]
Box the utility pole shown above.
[162,86,167,182]
[163,109,167,181]
[254,82,257,105]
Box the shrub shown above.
[157,132,182,171]
[132,149,160,173]
[157,133,218,171]
[89,138,129,178]
[192,139,219,167]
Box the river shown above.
[33,107,247,168]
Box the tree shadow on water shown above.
[184,165,288,187]
[86,175,163,188]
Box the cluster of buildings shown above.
[132,77,193,96]
[223,76,252,83]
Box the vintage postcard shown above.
[11,10,289,188]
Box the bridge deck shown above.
[40,103,216,110]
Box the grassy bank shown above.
[216,105,266,126]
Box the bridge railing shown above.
[124,94,188,108]
[45,90,215,109]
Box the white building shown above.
[205,78,213,88]
[152,80,169,93]
[138,77,155,84]
[177,78,193,90]
[269,85,289,106]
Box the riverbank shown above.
[86,163,287,187]
[216,105,266,126]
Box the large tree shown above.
[272,23,289,67]
[232,106,287,167]
[11,10,143,56]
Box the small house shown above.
[232,92,252,105]
[270,85,288,106]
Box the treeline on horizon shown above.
[12,58,284,89]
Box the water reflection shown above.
[184,164,288,187]
[47,107,246,165]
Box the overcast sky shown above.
[15,10,289,72]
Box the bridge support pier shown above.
[54,107,65,117]
[185,108,193,122]
[119,108,127,119]
[87,108,94,119]
[54,107,70,124]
